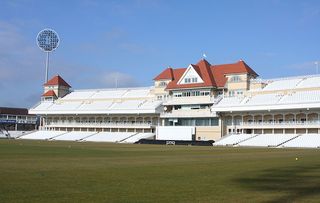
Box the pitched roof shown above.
[153,67,174,80]
[166,59,217,89]
[0,107,29,115]
[44,75,71,87]
[210,60,258,87]
[157,59,258,90]
[42,90,57,97]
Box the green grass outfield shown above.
[0,140,320,203]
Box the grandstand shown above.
[282,134,320,148]
[21,131,67,140]
[237,134,298,147]
[27,59,320,148]
[29,76,161,143]
[0,107,37,138]
[20,130,155,143]
[213,134,257,146]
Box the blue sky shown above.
[0,0,320,108]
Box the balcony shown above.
[0,118,37,124]
[162,95,222,105]
[238,121,320,129]
[161,108,217,118]
[46,121,156,129]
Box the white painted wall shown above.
[156,126,195,141]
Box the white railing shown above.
[162,95,223,105]
[161,108,214,117]
[46,121,156,127]
[240,121,320,126]
[0,118,37,124]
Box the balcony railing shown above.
[161,108,217,118]
[46,121,157,128]
[162,95,223,105]
[0,118,37,124]
[239,121,320,126]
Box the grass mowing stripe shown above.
[0,140,319,202]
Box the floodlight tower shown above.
[36,29,60,83]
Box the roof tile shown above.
[44,75,71,88]
[42,90,57,97]
[161,59,258,90]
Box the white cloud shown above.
[0,21,48,107]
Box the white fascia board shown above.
[213,102,320,112]
[163,100,214,105]
[29,109,160,115]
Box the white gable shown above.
[178,65,204,84]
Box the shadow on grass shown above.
[234,164,320,202]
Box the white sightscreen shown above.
[156,126,195,141]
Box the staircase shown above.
[276,134,301,147]
[119,132,139,143]
[78,132,100,142]
[234,134,259,145]
[48,131,70,140]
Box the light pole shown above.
[37,29,60,83]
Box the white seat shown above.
[238,134,298,147]
[20,131,67,140]
[84,132,134,142]
[121,133,154,143]
[213,134,256,146]
[282,134,320,148]
[53,131,97,141]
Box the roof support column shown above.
[318,113,320,134]
[283,113,285,134]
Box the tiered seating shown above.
[111,100,144,110]
[20,131,66,140]
[296,76,320,88]
[279,90,320,104]
[77,101,113,110]
[48,101,83,111]
[32,101,54,110]
[238,134,298,147]
[121,133,154,143]
[122,89,151,98]
[213,134,256,146]
[244,93,282,105]
[34,99,161,112]
[139,100,162,109]
[31,87,161,114]
[53,131,97,141]
[216,97,243,107]
[282,134,320,148]
[62,91,96,100]
[0,130,7,138]
[91,89,128,99]
[8,131,30,138]
[83,132,135,142]
[263,78,302,91]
